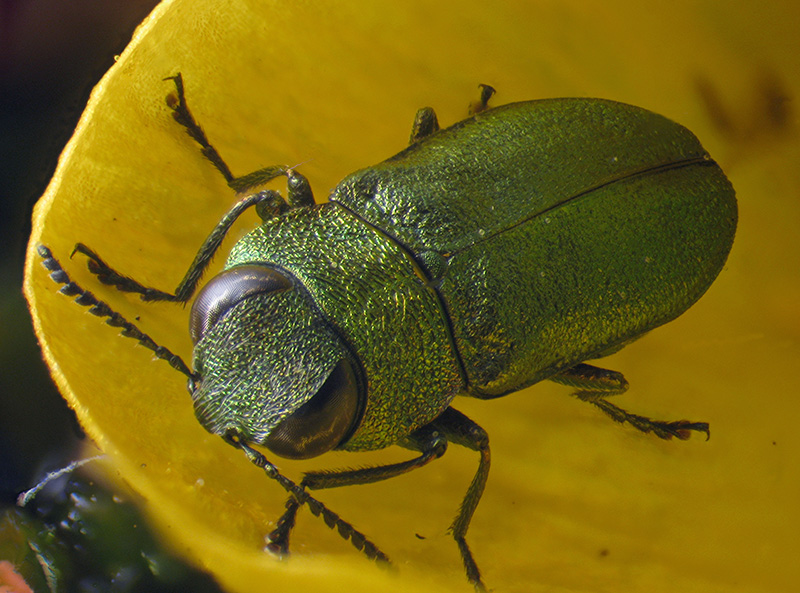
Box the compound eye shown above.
[190,265,292,344]
[264,359,361,459]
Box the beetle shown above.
[39,76,736,592]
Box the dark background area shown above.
[0,0,161,502]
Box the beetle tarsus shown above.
[468,83,496,115]
[165,73,236,184]
[266,497,300,556]
[72,242,177,301]
[456,537,486,593]
[551,363,709,440]
[575,391,711,440]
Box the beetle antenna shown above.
[37,245,196,380]
[227,433,391,567]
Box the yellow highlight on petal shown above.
[24,1,800,592]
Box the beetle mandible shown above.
[39,76,736,592]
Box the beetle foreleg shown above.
[72,190,282,303]
[552,363,710,440]
[265,497,300,556]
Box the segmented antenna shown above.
[229,434,391,566]
[37,245,195,379]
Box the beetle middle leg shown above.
[409,107,440,144]
[268,407,491,592]
[431,407,491,593]
[551,363,710,440]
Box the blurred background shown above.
[1,3,227,591]
[1,0,160,507]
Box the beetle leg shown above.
[429,407,490,593]
[468,83,496,115]
[284,168,315,208]
[80,69,313,302]
[265,497,300,556]
[311,423,447,488]
[164,73,236,184]
[72,190,282,303]
[165,73,316,204]
[549,362,629,393]
[409,107,440,144]
[266,424,447,555]
[551,363,710,440]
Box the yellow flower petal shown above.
[24,0,800,592]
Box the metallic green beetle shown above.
[41,77,736,592]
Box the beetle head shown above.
[188,265,363,459]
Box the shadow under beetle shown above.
[39,75,737,591]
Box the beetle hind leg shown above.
[551,363,710,440]
[468,83,496,115]
[577,393,710,440]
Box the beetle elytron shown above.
[39,77,736,591]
